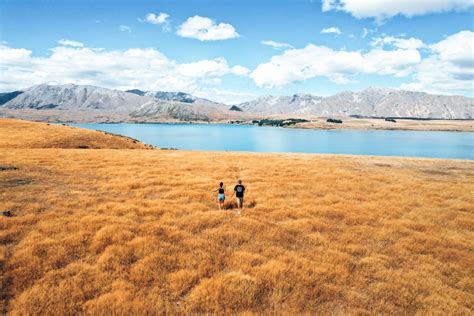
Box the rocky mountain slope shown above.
[0,84,472,121]
[237,88,473,119]
[0,84,240,122]
[238,94,324,115]
[127,89,221,107]
[130,100,243,121]
[3,84,149,113]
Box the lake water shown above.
[71,123,474,160]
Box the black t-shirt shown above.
[218,188,224,194]
[234,185,245,198]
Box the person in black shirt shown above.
[213,182,225,210]
[232,179,246,212]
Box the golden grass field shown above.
[0,119,473,314]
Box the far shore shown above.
[1,110,473,132]
[287,117,474,132]
[68,117,474,132]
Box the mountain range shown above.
[0,83,472,122]
[239,88,473,119]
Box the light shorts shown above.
[218,193,225,201]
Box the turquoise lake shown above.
[71,123,474,160]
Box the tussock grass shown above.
[0,120,473,314]
[0,119,150,149]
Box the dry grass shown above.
[0,119,151,149]
[0,119,473,314]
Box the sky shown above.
[0,0,473,104]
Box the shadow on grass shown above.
[223,200,257,210]
[0,179,33,188]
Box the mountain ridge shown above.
[0,83,472,121]
[237,88,473,119]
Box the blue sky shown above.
[1,0,473,103]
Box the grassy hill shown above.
[0,119,152,149]
[0,119,473,314]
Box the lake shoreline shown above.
[66,118,474,132]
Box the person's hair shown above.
[220,182,223,187]
[238,179,242,184]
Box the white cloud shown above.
[401,30,474,95]
[250,44,421,87]
[231,65,251,76]
[261,40,294,50]
[371,35,425,50]
[430,30,473,67]
[177,15,239,41]
[322,0,474,23]
[362,27,377,38]
[119,25,131,33]
[0,43,249,93]
[321,27,342,35]
[57,39,84,48]
[143,12,171,32]
[145,12,169,25]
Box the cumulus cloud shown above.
[119,25,131,33]
[321,27,342,35]
[0,43,249,93]
[371,35,425,50]
[177,15,239,41]
[322,0,474,23]
[143,12,171,31]
[401,30,474,95]
[145,12,169,25]
[57,39,84,47]
[261,40,294,50]
[250,44,421,87]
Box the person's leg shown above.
[236,197,242,209]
